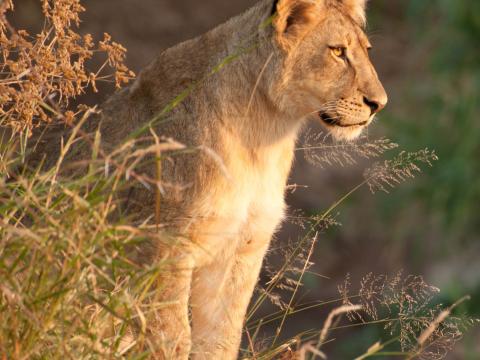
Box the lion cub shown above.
[68,0,387,358]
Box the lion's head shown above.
[273,0,387,140]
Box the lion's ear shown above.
[336,0,368,26]
[273,0,321,50]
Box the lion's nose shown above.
[363,96,386,115]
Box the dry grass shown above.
[0,1,477,359]
[0,0,133,135]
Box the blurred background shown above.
[12,0,479,358]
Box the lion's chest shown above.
[191,136,295,265]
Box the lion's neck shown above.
[135,0,302,148]
[199,1,303,149]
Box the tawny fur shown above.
[32,0,387,358]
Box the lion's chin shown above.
[317,111,370,141]
[326,125,365,141]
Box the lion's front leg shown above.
[148,243,195,360]
[189,236,271,360]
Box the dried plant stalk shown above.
[301,128,398,168]
[0,0,134,134]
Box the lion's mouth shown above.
[318,111,368,128]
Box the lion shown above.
[31,0,387,358]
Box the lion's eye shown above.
[330,47,346,59]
